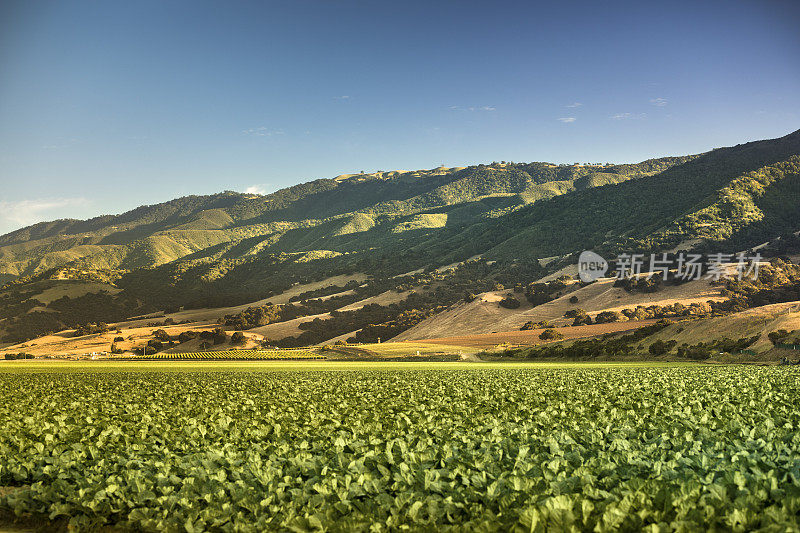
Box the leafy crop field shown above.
[1,363,799,531]
[146,349,324,361]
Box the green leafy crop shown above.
[1,366,799,531]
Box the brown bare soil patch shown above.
[395,276,723,341]
[406,320,658,349]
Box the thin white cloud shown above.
[566,102,583,108]
[242,127,285,137]
[449,105,496,112]
[42,138,81,150]
[245,185,268,195]
[558,117,576,123]
[611,112,646,120]
[0,198,89,233]
[650,97,668,107]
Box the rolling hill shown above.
[1,128,799,349]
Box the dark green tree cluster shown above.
[498,295,521,309]
[223,305,283,329]
[199,328,228,345]
[3,353,34,360]
[594,311,621,324]
[520,320,550,330]
[649,339,677,355]
[564,309,592,326]
[539,328,564,341]
[74,323,110,337]
[152,329,171,342]
[523,320,674,359]
[525,276,574,306]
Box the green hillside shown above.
[0,158,695,279]
[1,129,799,344]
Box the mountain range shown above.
[1,128,799,345]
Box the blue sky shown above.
[0,0,798,235]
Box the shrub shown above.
[539,328,564,341]
[522,320,551,330]
[146,340,163,352]
[212,328,228,345]
[499,295,521,309]
[74,323,110,337]
[768,329,792,345]
[595,311,620,324]
[153,329,171,342]
[572,313,593,326]
[177,331,198,343]
[525,282,557,306]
